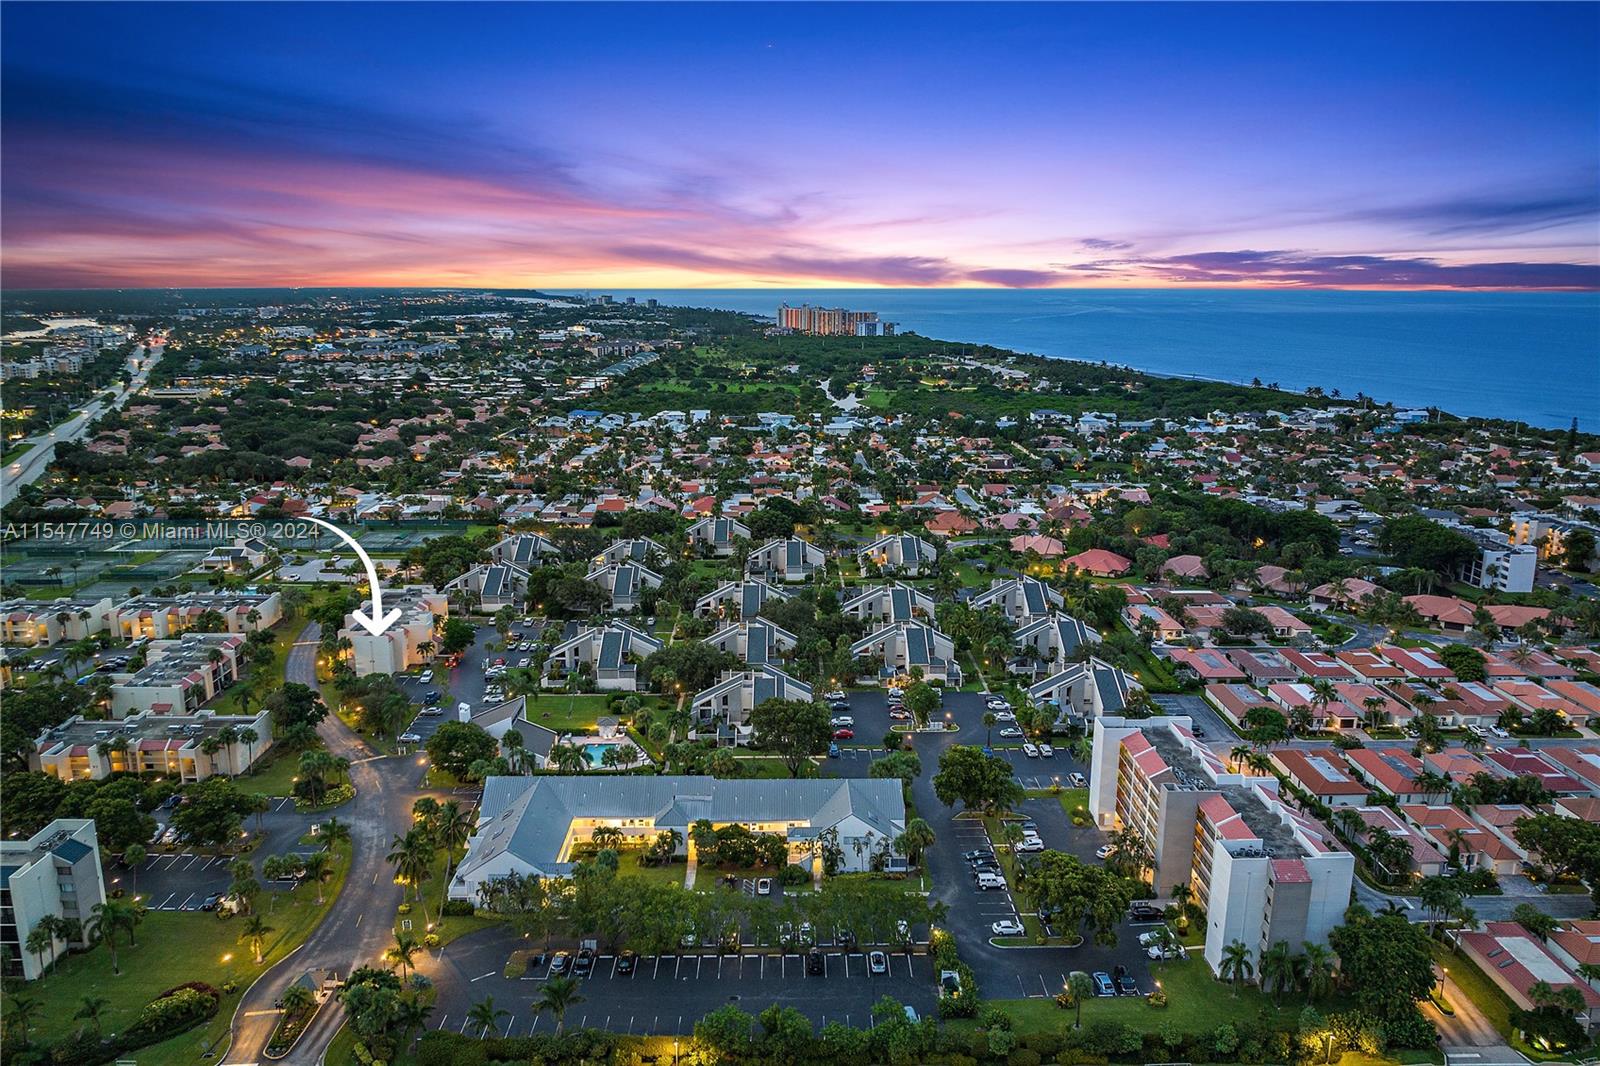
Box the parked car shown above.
[823,689,846,701]
[616,950,637,974]
[1490,725,1510,738]
[1095,843,1115,860]
[756,877,773,895]
[963,849,995,862]
[1129,902,1163,921]
[1039,743,1054,757]
[200,892,222,911]
[1092,971,1116,997]
[998,727,1023,738]
[1117,974,1139,996]
[399,732,422,744]
[976,872,1007,891]
[418,707,443,717]
[830,715,854,727]
[827,743,841,758]
[1015,837,1044,853]
[991,918,1025,936]
[1069,772,1088,788]
[419,670,434,683]
[1022,742,1040,758]
[994,710,1017,722]
[548,951,571,975]
[1147,944,1183,960]
[574,947,595,975]
[806,949,825,975]
[832,728,854,740]
[868,950,888,974]
[889,709,912,720]
[423,690,442,704]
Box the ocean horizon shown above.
[584,288,1599,429]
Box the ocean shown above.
[590,289,1599,429]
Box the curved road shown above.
[223,623,419,1066]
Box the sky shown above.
[3,2,1598,291]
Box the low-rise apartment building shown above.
[31,705,272,781]
[110,632,244,717]
[689,666,813,746]
[0,597,115,646]
[543,621,662,691]
[111,591,282,640]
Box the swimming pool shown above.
[579,742,625,768]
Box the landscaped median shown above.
[9,847,351,1066]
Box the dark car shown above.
[836,928,857,950]
[199,892,223,911]
[828,699,850,712]
[1129,903,1162,921]
[574,947,595,974]
[806,949,825,975]
[616,950,637,975]
[423,690,442,704]
[963,849,995,862]
[1117,974,1139,996]
[548,950,571,975]
[1092,971,1115,997]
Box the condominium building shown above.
[111,591,282,640]
[32,705,273,781]
[1090,715,1354,978]
[543,621,662,691]
[689,666,813,746]
[842,583,936,630]
[110,632,244,717]
[0,820,106,980]
[339,586,447,676]
[775,303,889,336]
[0,596,115,646]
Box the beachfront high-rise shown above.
[1090,714,1354,977]
[776,303,892,336]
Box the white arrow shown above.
[302,517,402,636]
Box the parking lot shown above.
[118,795,322,911]
[433,937,939,1036]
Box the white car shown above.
[1015,837,1044,853]
[1490,725,1510,738]
[1038,743,1054,757]
[419,670,434,683]
[824,690,846,701]
[831,716,854,728]
[1022,743,1040,758]
[994,710,1016,722]
[976,872,1007,891]
[756,878,773,896]
[1095,843,1116,860]
[998,727,1023,738]
[399,732,422,744]
[991,919,1025,936]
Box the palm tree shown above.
[86,897,145,976]
[982,711,997,746]
[6,994,41,1043]
[468,996,509,1039]
[1301,942,1334,1002]
[318,816,351,854]
[1066,970,1094,1029]
[25,925,56,977]
[237,726,259,770]
[301,850,334,904]
[894,818,936,867]
[436,800,475,883]
[1361,695,1388,732]
[239,914,275,964]
[1219,939,1254,994]
[280,983,315,1018]
[387,828,436,923]
[533,974,583,1032]
[385,933,421,979]
[1260,941,1293,1004]
[1229,744,1253,772]
[395,992,434,1052]
[74,994,111,1037]
[552,744,589,774]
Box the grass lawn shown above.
[615,850,688,888]
[26,848,351,1065]
[955,956,1350,1036]
[236,743,303,797]
[519,692,619,732]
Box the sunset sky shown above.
[3,2,1597,290]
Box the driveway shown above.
[223,622,433,1066]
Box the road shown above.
[223,623,422,1066]
[1,343,158,507]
